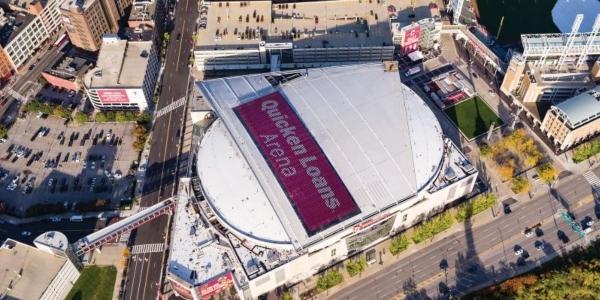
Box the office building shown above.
[0,238,80,300]
[60,0,130,51]
[541,86,600,150]
[0,8,49,70]
[167,63,478,299]
[83,35,159,110]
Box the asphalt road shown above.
[0,218,105,245]
[122,0,197,299]
[331,170,600,300]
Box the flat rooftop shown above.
[44,53,90,80]
[84,36,152,88]
[33,231,69,251]
[197,63,445,249]
[0,239,69,300]
[0,10,35,46]
[196,0,434,50]
[129,0,155,23]
[167,185,235,286]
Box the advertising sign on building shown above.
[234,92,360,235]
[402,25,421,54]
[169,279,194,299]
[97,89,130,104]
[198,272,234,298]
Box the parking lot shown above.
[0,114,138,216]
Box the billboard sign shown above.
[198,272,234,298]
[169,279,193,299]
[234,92,360,235]
[402,25,421,54]
[97,89,130,104]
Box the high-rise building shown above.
[60,0,130,51]
[0,8,50,71]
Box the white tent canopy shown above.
[408,50,424,62]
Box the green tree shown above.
[345,257,366,277]
[115,111,127,122]
[511,176,530,194]
[74,112,89,124]
[389,234,410,255]
[0,124,8,138]
[572,140,600,163]
[137,111,151,124]
[480,144,492,158]
[411,211,455,244]
[455,193,497,222]
[316,269,343,292]
[537,163,558,184]
[52,105,71,119]
[281,291,293,300]
[95,112,107,122]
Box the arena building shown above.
[167,63,478,299]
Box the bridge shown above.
[73,198,176,256]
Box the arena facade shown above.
[167,63,478,299]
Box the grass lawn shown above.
[444,96,503,139]
[65,266,117,300]
[476,0,559,44]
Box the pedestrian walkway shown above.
[155,97,186,119]
[583,171,600,191]
[132,243,164,254]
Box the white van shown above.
[70,215,83,222]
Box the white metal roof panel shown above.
[197,64,444,248]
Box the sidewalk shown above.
[296,192,515,300]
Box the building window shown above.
[402,214,407,222]
[331,248,336,257]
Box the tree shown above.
[316,269,343,291]
[74,112,89,124]
[281,291,293,300]
[480,144,492,158]
[132,125,149,152]
[497,164,514,181]
[95,112,107,122]
[52,105,71,119]
[0,125,7,138]
[455,193,497,222]
[511,176,530,194]
[345,256,366,277]
[137,111,151,124]
[115,111,127,122]
[389,234,410,255]
[537,163,558,184]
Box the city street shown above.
[330,170,600,300]
[121,0,198,298]
[0,218,105,245]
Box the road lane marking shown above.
[175,20,186,72]
[132,243,164,254]
[156,97,175,201]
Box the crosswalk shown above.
[156,97,186,119]
[132,243,164,254]
[583,171,600,191]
